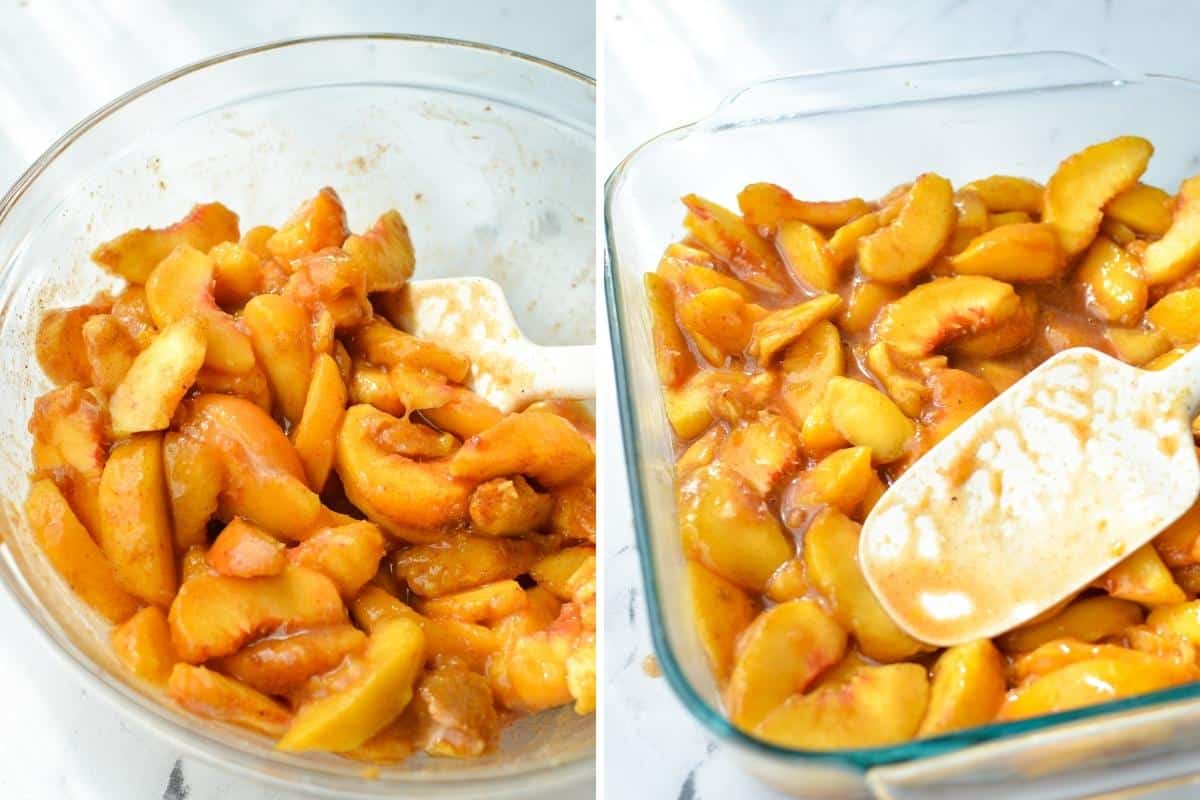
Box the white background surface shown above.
[600,2,1200,799]
[0,2,593,798]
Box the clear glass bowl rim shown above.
[603,49,1200,771]
[0,33,594,797]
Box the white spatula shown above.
[393,277,595,414]
[860,346,1200,647]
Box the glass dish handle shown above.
[866,700,1200,799]
[703,51,1129,130]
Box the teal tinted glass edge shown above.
[602,53,1200,772]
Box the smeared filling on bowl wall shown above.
[28,188,595,761]
[645,135,1200,749]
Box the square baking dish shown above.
[605,51,1200,799]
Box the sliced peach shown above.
[209,241,264,308]
[776,221,838,292]
[946,190,990,256]
[194,363,273,412]
[36,298,113,385]
[266,187,349,264]
[335,405,470,537]
[110,285,157,348]
[864,342,930,417]
[286,248,372,330]
[827,211,882,268]
[998,596,1143,653]
[207,518,286,578]
[686,561,759,684]
[468,476,554,537]
[672,261,756,301]
[450,410,594,488]
[350,586,500,672]
[961,175,1045,215]
[736,182,871,229]
[1147,287,1200,345]
[676,427,725,477]
[287,521,385,597]
[778,320,843,426]
[839,279,904,335]
[168,565,345,662]
[92,203,240,283]
[667,369,777,437]
[26,479,139,623]
[999,655,1195,720]
[1147,600,1200,646]
[677,287,759,364]
[950,289,1039,358]
[531,547,595,601]
[804,508,926,661]
[242,293,313,424]
[290,353,347,491]
[717,413,801,495]
[30,383,107,481]
[922,368,997,447]
[1126,626,1196,666]
[1102,217,1138,246]
[163,432,221,552]
[682,194,790,294]
[98,433,177,607]
[1141,175,1200,284]
[392,533,540,598]
[1009,639,1140,685]
[108,317,206,437]
[726,599,846,729]
[918,640,1005,736]
[679,464,792,593]
[1107,328,1171,366]
[169,663,291,735]
[110,606,177,685]
[348,318,470,383]
[764,557,808,603]
[823,377,915,463]
[873,275,1020,356]
[644,272,695,387]
[859,173,956,282]
[278,616,425,752]
[1154,498,1200,567]
[407,658,501,757]
[81,314,140,394]
[1076,237,1147,325]
[1106,182,1173,236]
[386,365,503,439]
[487,604,581,713]
[948,222,1064,281]
[782,446,874,520]
[349,363,405,415]
[212,626,366,695]
[756,663,929,749]
[748,293,842,363]
[344,209,415,293]
[989,211,1033,227]
[180,545,214,583]
[800,395,849,455]
[1044,136,1153,256]
[418,579,527,624]
[1095,544,1186,605]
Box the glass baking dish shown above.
[0,35,594,799]
[605,51,1200,799]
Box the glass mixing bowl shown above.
[0,34,595,798]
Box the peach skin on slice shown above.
[26,478,139,623]
[717,413,801,496]
[858,173,956,282]
[737,183,871,229]
[168,664,291,736]
[98,433,178,607]
[450,410,594,489]
[948,222,1065,281]
[755,663,930,749]
[266,187,349,264]
[1142,175,1200,285]
[1043,135,1153,256]
[345,209,416,293]
[168,565,346,662]
[145,244,255,374]
[873,275,1021,357]
[725,599,845,730]
[108,317,207,437]
[681,194,790,295]
[92,202,239,283]
[278,616,426,752]
[211,625,366,696]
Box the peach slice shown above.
[207,518,286,578]
[98,433,177,607]
[755,663,930,749]
[643,272,695,387]
[391,534,541,598]
[1107,328,1171,366]
[682,194,790,294]
[450,410,594,489]
[344,209,416,293]
[163,432,221,552]
[747,293,842,364]
[922,367,997,448]
[335,404,471,537]
[110,606,177,685]
[349,318,470,383]
[864,342,930,418]
[989,211,1033,227]
[782,446,875,520]
[776,221,839,292]
[764,557,808,603]
[1076,237,1147,325]
[487,604,581,713]
[407,659,501,757]
[194,363,273,412]
[266,187,349,264]
[417,580,528,624]
[110,285,158,348]
[92,202,240,283]
[1147,600,1200,646]
[918,639,1006,736]
[1147,287,1200,345]
[144,245,255,374]
[468,476,554,537]
[168,664,291,736]
[839,279,904,335]
[736,183,871,229]
[386,365,503,439]
[998,596,1143,653]
[1141,176,1200,285]
[287,521,385,597]
[349,363,405,416]
[530,547,595,601]
[290,353,347,491]
[1154,498,1200,567]
[726,599,846,729]
[948,222,1064,281]
[286,248,373,331]
[677,287,760,365]
[1106,182,1173,236]
[946,190,990,256]
[278,616,425,752]
[961,175,1045,215]
[717,413,801,496]
[209,241,264,309]
[858,173,956,282]
[212,626,366,696]
[243,293,313,424]
[1008,639,1143,685]
[822,377,915,463]
[30,383,107,481]
[82,314,140,394]
[827,211,882,268]
[168,565,346,662]
[778,320,843,427]
[25,479,139,623]
[873,275,1021,356]
[998,655,1195,720]
[350,586,500,672]
[950,289,1039,359]
[108,317,207,437]
[1044,136,1153,256]
[36,297,113,385]
[804,508,926,661]
[685,560,760,685]
[678,464,792,593]
[1095,544,1186,605]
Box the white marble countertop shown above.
[0,2,593,798]
[600,2,1200,798]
